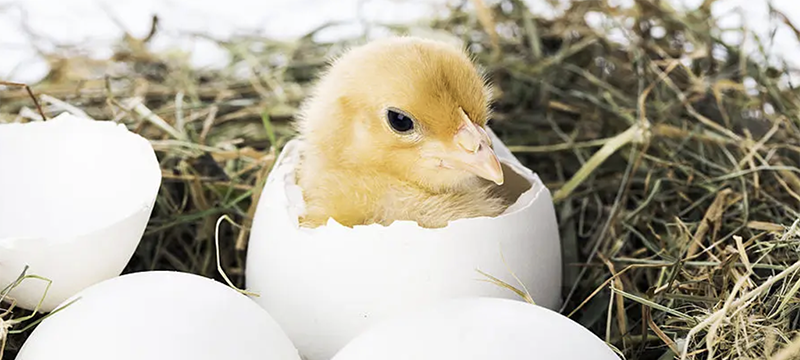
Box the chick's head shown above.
[298,36,504,192]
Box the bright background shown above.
[0,0,798,83]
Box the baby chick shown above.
[295,36,509,229]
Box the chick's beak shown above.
[439,109,504,185]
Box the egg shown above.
[331,297,619,360]
[245,128,563,360]
[15,271,302,360]
[0,112,161,312]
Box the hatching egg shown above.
[245,128,563,360]
[15,271,302,360]
[331,297,619,360]
[0,112,161,312]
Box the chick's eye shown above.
[387,109,415,133]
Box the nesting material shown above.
[15,271,301,360]
[245,128,562,360]
[0,113,161,312]
[331,297,619,360]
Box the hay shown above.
[2,0,800,359]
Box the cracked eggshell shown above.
[0,113,161,312]
[245,128,562,360]
[16,271,302,360]
[331,297,619,360]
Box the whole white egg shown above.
[331,297,619,360]
[0,112,161,312]
[245,128,563,360]
[15,271,302,360]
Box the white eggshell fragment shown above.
[16,271,302,360]
[0,113,161,311]
[331,297,619,360]
[246,128,563,360]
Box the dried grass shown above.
[3,0,800,359]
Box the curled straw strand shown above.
[215,215,259,297]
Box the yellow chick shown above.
[294,36,509,229]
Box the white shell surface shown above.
[331,297,619,360]
[16,271,302,360]
[245,128,563,360]
[0,113,161,311]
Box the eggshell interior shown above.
[0,113,161,311]
[16,271,301,360]
[331,297,619,360]
[245,128,563,360]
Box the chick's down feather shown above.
[294,36,512,229]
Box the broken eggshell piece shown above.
[245,128,562,360]
[0,113,161,312]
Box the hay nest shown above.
[3,0,800,359]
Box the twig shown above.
[0,81,47,121]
